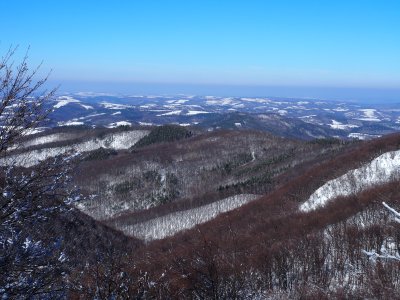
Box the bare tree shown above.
[363,202,400,262]
[0,47,56,154]
[0,47,77,298]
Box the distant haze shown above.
[53,80,400,104]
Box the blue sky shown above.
[1,0,400,99]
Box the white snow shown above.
[241,98,270,103]
[300,149,400,212]
[360,109,376,118]
[356,109,381,122]
[18,133,77,148]
[121,194,259,241]
[79,113,106,120]
[138,122,154,126]
[1,130,149,167]
[80,104,93,110]
[233,103,245,108]
[206,97,235,106]
[250,151,256,162]
[157,110,182,116]
[53,96,80,109]
[383,201,400,224]
[348,133,381,140]
[175,99,189,104]
[277,110,288,115]
[59,121,84,126]
[299,115,317,119]
[107,121,132,128]
[332,107,349,112]
[357,118,381,122]
[185,110,211,115]
[74,92,118,97]
[166,99,189,104]
[101,102,131,110]
[329,120,359,130]
[22,127,47,136]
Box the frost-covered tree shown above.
[0,47,55,153]
[363,202,400,262]
[0,47,77,298]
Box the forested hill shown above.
[4,120,400,298]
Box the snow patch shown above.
[74,92,118,97]
[175,99,189,104]
[80,104,93,110]
[241,98,270,103]
[18,133,76,148]
[54,96,80,109]
[329,120,359,130]
[138,122,154,126]
[332,107,349,112]
[22,127,47,136]
[206,98,234,106]
[186,110,211,115]
[356,109,381,122]
[277,110,288,115]
[299,115,317,119]
[348,133,381,140]
[101,102,131,110]
[58,121,84,126]
[107,121,132,128]
[78,113,106,120]
[166,99,189,104]
[157,110,182,116]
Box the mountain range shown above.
[4,93,400,298]
[43,93,400,140]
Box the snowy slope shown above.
[1,130,149,167]
[18,133,78,149]
[300,149,400,212]
[120,194,259,241]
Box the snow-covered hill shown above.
[11,133,79,150]
[1,130,149,167]
[300,149,400,211]
[45,93,400,140]
[120,194,259,241]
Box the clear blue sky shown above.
[1,0,400,99]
